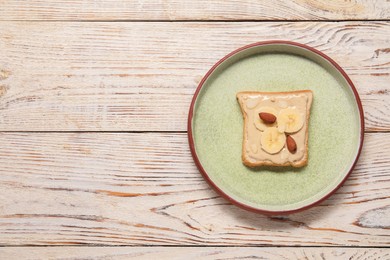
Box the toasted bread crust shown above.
[236,90,313,168]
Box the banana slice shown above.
[260,127,286,154]
[254,107,278,131]
[278,108,304,133]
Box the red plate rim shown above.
[187,40,365,215]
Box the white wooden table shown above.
[0,1,389,259]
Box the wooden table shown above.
[0,1,389,259]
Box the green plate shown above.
[188,41,364,214]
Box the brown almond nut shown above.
[259,112,276,124]
[286,135,297,153]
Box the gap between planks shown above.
[0,131,188,133]
[0,130,387,133]
[0,245,389,248]
[2,19,390,23]
[0,130,390,134]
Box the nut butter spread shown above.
[237,91,313,166]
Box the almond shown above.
[259,112,276,124]
[286,135,297,153]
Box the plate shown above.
[188,41,364,214]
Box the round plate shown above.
[188,41,364,215]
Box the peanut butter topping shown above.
[240,92,313,165]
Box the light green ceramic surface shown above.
[192,44,362,212]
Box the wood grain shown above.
[0,247,389,259]
[1,0,389,21]
[0,22,389,132]
[0,132,388,246]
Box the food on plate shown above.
[236,90,313,167]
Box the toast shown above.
[236,90,313,168]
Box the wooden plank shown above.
[0,247,389,259]
[0,22,389,132]
[0,1,389,21]
[0,132,388,246]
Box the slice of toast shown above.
[236,90,313,168]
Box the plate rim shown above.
[187,40,365,215]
